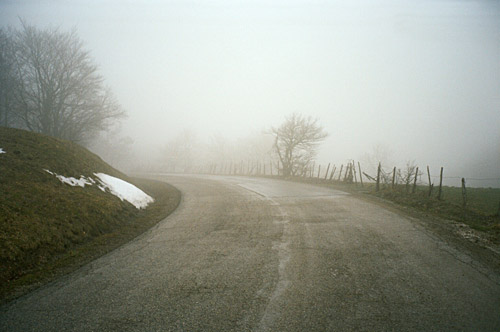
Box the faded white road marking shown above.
[256,197,292,332]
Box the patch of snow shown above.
[0,148,5,154]
[45,169,93,188]
[94,173,154,209]
[44,169,154,209]
[56,175,93,187]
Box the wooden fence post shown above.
[412,167,418,194]
[358,162,363,187]
[343,163,350,182]
[352,161,358,185]
[317,165,321,178]
[392,167,396,189]
[348,163,354,183]
[376,163,381,192]
[427,166,432,197]
[462,178,467,219]
[338,164,343,181]
[324,163,331,180]
[438,167,444,200]
[330,166,336,181]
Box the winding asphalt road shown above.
[1,175,499,331]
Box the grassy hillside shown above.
[0,127,180,300]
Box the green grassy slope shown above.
[0,127,178,296]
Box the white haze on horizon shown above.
[1,0,499,186]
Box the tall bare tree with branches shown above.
[3,22,125,143]
[0,28,20,127]
[271,113,327,177]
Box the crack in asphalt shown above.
[232,187,294,332]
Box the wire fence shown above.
[162,159,500,216]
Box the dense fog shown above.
[1,0,499,187]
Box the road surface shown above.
[1,174,499,331]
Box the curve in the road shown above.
[1,174,499,332]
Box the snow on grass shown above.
[0,148,5,154]
[44,170,154,209]
[44,170,93,188]
[94,173,154,209]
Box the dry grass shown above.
[0,127,180,302]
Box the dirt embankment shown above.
[0,127,181,302]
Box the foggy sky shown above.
[1,0,499,186]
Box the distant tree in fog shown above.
[1,22,124,143]
[271,113,327,177]
[88,130,134,170]
[0,28,20,127]
[397,160,422,190]
[160,130,198,172]
[360,143,393,174]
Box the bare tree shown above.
[271,113,327,177]
[398,160,422,192]
[7,22,124,143]
[0,28,20,127]
[87,130,135,171]
[160,130,198,173]
[360,143,393,176]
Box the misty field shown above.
[368,182,500,216]
[440,186,500,216]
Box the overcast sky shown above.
[1,0,499,185]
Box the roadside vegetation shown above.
[366,183,499,237]
[0,127,180,302]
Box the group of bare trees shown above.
[0,28,18,128]
[154,114,328,176]
[0,22,124,143]
[157,130,275,173]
